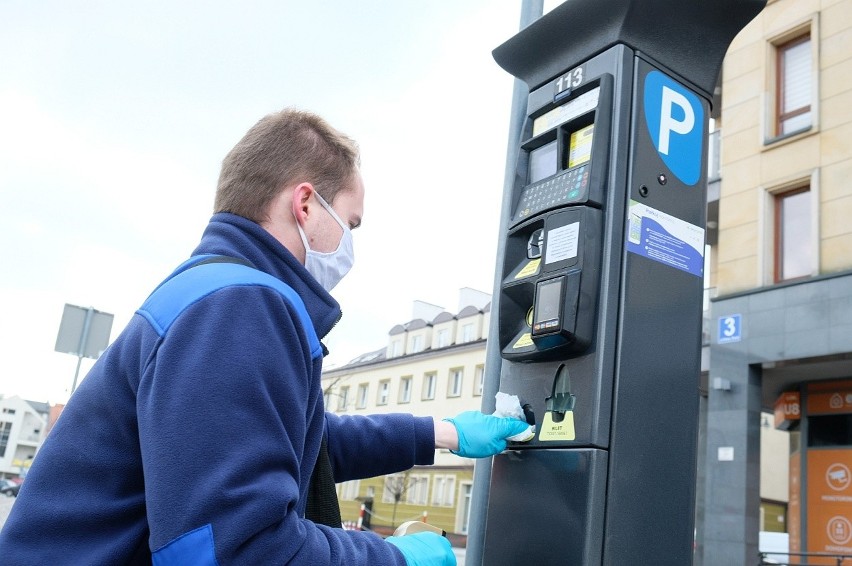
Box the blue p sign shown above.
[644,71,704,186]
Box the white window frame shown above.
[377,380,390,406]
[340,479,360,501]
[422,372,437,401]
[406,474,430,505]
[474,364,485,396]
[437,329,449,348]
[382,473,404,503]
[399,376,412,404]
[338,386,350,412]
[356,383,369,409]
[448,368,463,398]
[432,474,456,507]
[462,323,474,343]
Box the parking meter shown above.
[478,1,765,564]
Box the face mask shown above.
[295,191,354,291]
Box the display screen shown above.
[533,277,563,333]
[529,140,557,184]
[568,124,594,168]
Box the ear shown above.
[291,182,315,226]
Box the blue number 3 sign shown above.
[718,314,742,344]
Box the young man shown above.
[0,109,527,565]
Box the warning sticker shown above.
[626,200,704,277]
[515,258,541,280]
[512,333,533,349]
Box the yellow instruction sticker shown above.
[568,124,594,168]
[512,333,533,349]
[539,411,576,441]
[515,258,541,280]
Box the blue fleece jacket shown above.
[0,213,434,564]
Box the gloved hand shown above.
[443,411,530,458]
[386,531,456,566]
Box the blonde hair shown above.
[215,108,360,222]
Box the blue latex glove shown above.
[386,531,456,566]
[443,411,530,458]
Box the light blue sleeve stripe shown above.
[152,523,219,566]
[137,261,322,359]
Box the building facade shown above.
[322,291,491,539]
[699,0,852,563]
[0,396,49,480]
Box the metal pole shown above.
[467,2,543,564]
[70,307,94,394]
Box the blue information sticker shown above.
[626,200,705,277]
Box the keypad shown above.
[513,164,589,223]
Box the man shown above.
[0,108,528,565]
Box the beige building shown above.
[699,0,852,563]
[322,290,491,538]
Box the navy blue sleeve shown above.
[324,412,436,483]
[136,285,405,565]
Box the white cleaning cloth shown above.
[494,392,535,442]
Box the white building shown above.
[322,290,491,537]
[0,396,49,479]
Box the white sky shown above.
[0,2,567,404]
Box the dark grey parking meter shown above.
[479,1,765,564]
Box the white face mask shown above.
[295,191,354,291]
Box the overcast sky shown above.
[0,2,569,403]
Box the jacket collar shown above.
[190,213,342,340]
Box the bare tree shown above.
[384,471,415,528]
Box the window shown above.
[406,475,429,505]
[432,475,457,506]
[807,414,852,447]
[0,422,11,458]
[474,364,485,396]
[399,376,412,404]
[356,384,369,409]
[390,340,401,357]
[411,335,423,353]
[323,389,331,408]
[775,33,812,137]
[338,386,350,412]
[377,380,390,406]
[383,474,404,503]
[448,368,463,398]
[1,408,15,415]
[437,329,449,348]
[340,480,360,501]
[774,186,811,282]
[423,372,437,400]
[462,323,474,343]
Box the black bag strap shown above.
[305,435,342,528]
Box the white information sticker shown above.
[545,222,580,264]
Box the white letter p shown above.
[658,86,695,155]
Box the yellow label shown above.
[568,124,595,168]
[512,332,533,349]
[515,258,541,280]
[539,411,576,441]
